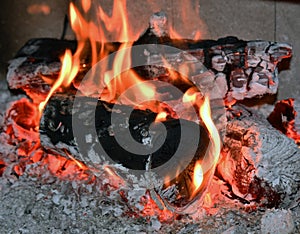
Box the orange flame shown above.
[182,87,200,104]
[81,0,91,13]
[39,49,79,113]
[190,96,221,198]
[193,162,203,190]
[34,0,215,213]
[200,96,221,166]
[155,111,168,122]
[168,0,205,40]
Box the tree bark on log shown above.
[217,105,300,207]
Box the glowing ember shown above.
[268,98,300,146]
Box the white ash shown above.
[261,209,295,234]
[0,80,26,116]
[0,175,268,233]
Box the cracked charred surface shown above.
[6,36,292,105]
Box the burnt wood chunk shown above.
[40,93,210,172]
[217,105,300,208]
[7,34,292,104]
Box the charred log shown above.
[39,93,210,173]
[7,27,292,103]
[6,38,76,103]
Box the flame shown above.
[203,192,212,207]
[199,96,221,166]
[168,0,204,40]
[190,96,221,198]
[183,87,200,104]
[32,0,214,214]
[155,111,168,122]
[193,162,203,190]
[39,0,206,113]
[38,49,80,113]
[81,0,91,13]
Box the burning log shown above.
[6,39,77,103]
[135,36,292,101]
[39,93,220,210]
[4,7,296,214]
[39,91,230,213]
[6,11,292,104]
[39,93,210,171]
[217,105,300,207]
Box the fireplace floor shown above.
[0,176,267,233]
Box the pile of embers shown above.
[0,10,300,233]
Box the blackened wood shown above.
[40,93,210,172]
[6,38,120,103]
[15,38,77,60]
[7,35,292,105]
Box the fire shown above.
[193,162,203,190]
[183,87,201,104]
[168,0,204,40]
[199,96,221,166]
[39,49,77,112]
[189,96,221,199]
[81,0,91,13]
[155,111,168,122]
[203,193,212,207]
[9,0,220,217]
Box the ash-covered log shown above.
[6,13,292,104]
[217,105,300,207]
[6,39,77,103]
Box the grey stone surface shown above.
[275,1,300,99]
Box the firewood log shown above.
[7,33,292,104]
[40,93,210,173]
